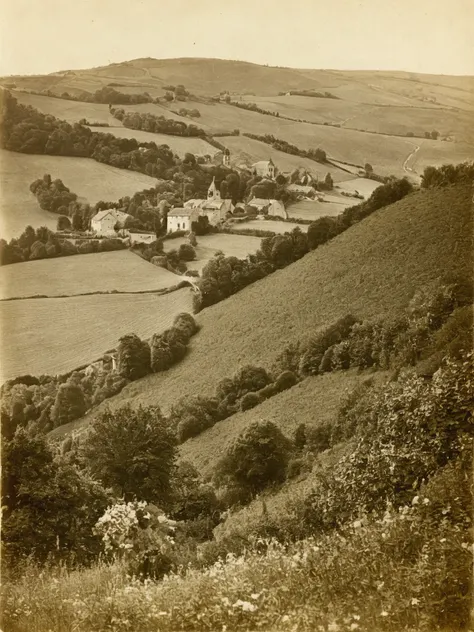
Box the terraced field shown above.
[0,251,181,300]
[287,199,349,221]
[232,219,309,234]
[88,125,219,157]
[0,287,193,382]
[0,148,157,239]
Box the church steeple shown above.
[208,176,220,200]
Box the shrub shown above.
[50,380,86,427]
[216,420,291,494]
[117,334,151,381]
[299,314,358,376]
[240,392,260,411]
[274,370,298,392]
[306,423,332,454]
[256,383,277,401]
[178,243,196,261]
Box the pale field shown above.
[287,199,350,221]
[335,178,383,198]
[232,219,309,234]
[0,251,182,299]
[164,233,262,273]
[220,135,348,181]
[88,126,219,157]
[0,149,158,240]
[0,287,193,382]
[12,91,118,125]
[409,141,474,174]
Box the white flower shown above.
[350,624,359,630]
[328,623,340,632]
[412,496,419,505]
[282,615,290,622]
[352,520,362,529]
[411,598,420,606]
[233,599,257,612]
[423,497,430,505]
[250,593,261,600]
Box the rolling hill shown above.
[51,182,472,439]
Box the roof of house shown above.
[287,184,315,194]
[249,198,282,207]
[91,209,131,223]
[168,207,198,217]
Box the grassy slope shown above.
[179,370,384,480]
[0,148,158,240]
[0,287,193,382]
[87,125,219,158]
[60,184,472,435]
[0,251,182,299]
[11,91,119,125]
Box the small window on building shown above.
[177,222,180,229]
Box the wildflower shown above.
[381,611,389,617]
[440,538,446,543]
[411,598,420,606]
[250,593,261,600]
[353,615,360,620]
[352,520,362,529]
[350,624,359,630]
[423,498,430,505]
[412,496,419,505]
[233,599,257,612]
[328,623,340,632]
[282,615,290,622]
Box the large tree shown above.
[82,405,177,505]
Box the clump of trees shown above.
[30,174,78,213]
[243,132,327,163]
[421,162,474,188]
[112,108,206,138]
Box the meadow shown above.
[334,177,382,198]
[67,184,472,422]
[231,219,309,234]
[164,233,261,273]
[0,287,193,382]
[87,125,219,158]
[286,199,349,221]
[409,140,474,174]
[0,148,158,239]
[12,91,117,125]
[0,250,181,299]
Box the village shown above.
[87,152,365,244]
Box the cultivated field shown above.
[0,251,182,300]
[0,287,193,382]
[12,91,117,125]
[88,125,219,158]
[409,140,474,174]
[220,135,348,181]
[232,219,309,234]
[164,233,262,273]
[0,148,157,239]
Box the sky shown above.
[1,0,473,76]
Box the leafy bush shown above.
[274,370,298,392]
[216,420,291,494]
[299,314,358,376]
[178,243,196,261]
[117,333,151,381]
[240,392,260,411]
[50,380,86,427]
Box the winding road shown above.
[403,144,420,176]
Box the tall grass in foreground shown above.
[3,456,471,632]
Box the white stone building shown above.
[90,209,131,236]
[252,159,276,179]
[248,197,286,218]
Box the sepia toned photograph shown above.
[0,1,473,630]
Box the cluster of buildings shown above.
[89,154,304,239]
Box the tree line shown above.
[111,108,207,138]
[243,132,327,163]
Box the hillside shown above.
[3,58,474,106]
[53,183,472,437]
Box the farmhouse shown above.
[167,207,200,233]
[248,197,286,218]
[287,183,316,196]
[252,159,276,179]
[91,209,131,236]
[184,177,234,225]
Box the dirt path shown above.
[403,144,421,177]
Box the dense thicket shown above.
[243,132,327,163]
[112,108,206,138]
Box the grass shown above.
[286,199,351,221]
[231,219,309,234]
[0,287,193,383]
[0,251,182,300]
[0,148,157,240]
[88,125,219,158]
[61,184,472,429]
[12,90,117,125]
[410,141,474,175]
[179,370,382,479]
[163,233,262,273]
